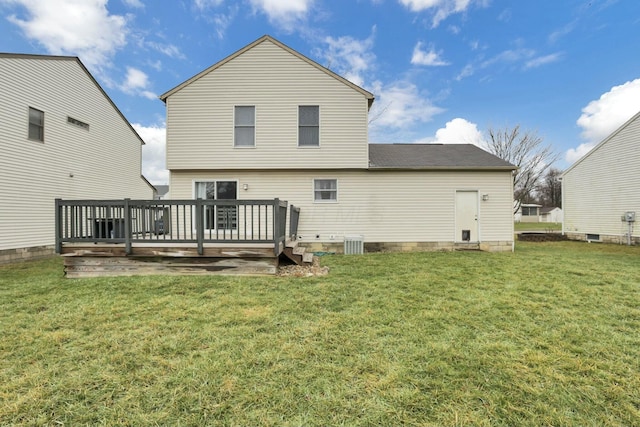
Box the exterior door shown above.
[195,181,238,230]
[455,191,478,243]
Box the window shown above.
[68,116,89,130]
[234,106,255,147]
[28,107,44,141]
[522,206,538,216]
[314,179,337,202]
[299,105,319,147]
[195,181,238,229]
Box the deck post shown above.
[196,198,204,255]
[54,199,62,254]
[124,198,132,255]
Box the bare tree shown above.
[536,167,563,208]
[484,125,559,214]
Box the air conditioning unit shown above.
[344,235,364,255]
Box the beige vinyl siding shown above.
[0,56,153,251]
[171,170,514,244]
[563,113,640,240]
[165,39,369,170]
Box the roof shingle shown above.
[368,144,516,170]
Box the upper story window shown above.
[314,179,337,202]
[68,116,89,130]
[28,107,44,142]
[299,105,319,147]
[234,106,255,147]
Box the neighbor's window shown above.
[28,107,44,141]
[314,179,337,202]
[234,106,255,147]
[67,116,89,130]
[522,206,538,216]
[299,105,319,147]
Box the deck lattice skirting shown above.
[55,199,303,277]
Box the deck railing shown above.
[55,198,290,255]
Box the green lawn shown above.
[514,221,562,231]
[1,242,639,426]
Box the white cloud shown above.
[369,80,444,130]
[248,0,314,31]
[434,118,485,145]
[456,64,474,80]
[566,78,640,163]
[5,0,128,73]
[121,67,156,99]
[194,0,224,9]
[122,0,144,8]
[411,42,450,66]
[145,41,184,58]
[318,30,376,88]
[134,123,169,185]
[410,118,485,146]
[524,52,563,69]
[398,0,479,27]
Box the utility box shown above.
[344,235,364,255]
[624,211,636,222]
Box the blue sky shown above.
[2,0,639,184]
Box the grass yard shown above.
[1,242,639,426]
[514,221,562,232]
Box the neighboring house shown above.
[540,207,563,223]
[563,110,640,244]
[154,185,170,200]
[160,35,516,253]
[514,203,542,222]
[0,53,154,263]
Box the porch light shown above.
[482,194,489,201]
[243,184,249,191]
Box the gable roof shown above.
[0,52,145,146]
[159,35,375,108]
[563,109,640,176]
[368,144,516,170]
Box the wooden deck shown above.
[56,199,308,277]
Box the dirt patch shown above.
[518,232,568,242]
[277,256,330,277]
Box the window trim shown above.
[233,105,256,148]
[28,107,45,142]
[313,178,338,203]
[298,105,320,148]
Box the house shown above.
[540,207,562,223]
[514,204,562,223]
[0,53,154,264]
[563,110,640,244]
[159,35,516,253]
[514,203,542,222]
[154,185,170,200]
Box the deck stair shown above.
[282,239,314,266]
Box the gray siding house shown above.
[0,53,154,263]
[563,110,640,244]
[160,35,516,252]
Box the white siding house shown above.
[161,35,516,252]
[562,110,640,244]
[0,53,154,263]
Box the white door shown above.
[455,191,478,243]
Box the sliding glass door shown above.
[195,181,237,230]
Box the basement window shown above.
[68,116,90,130]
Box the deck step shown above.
[282,239,313,266]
